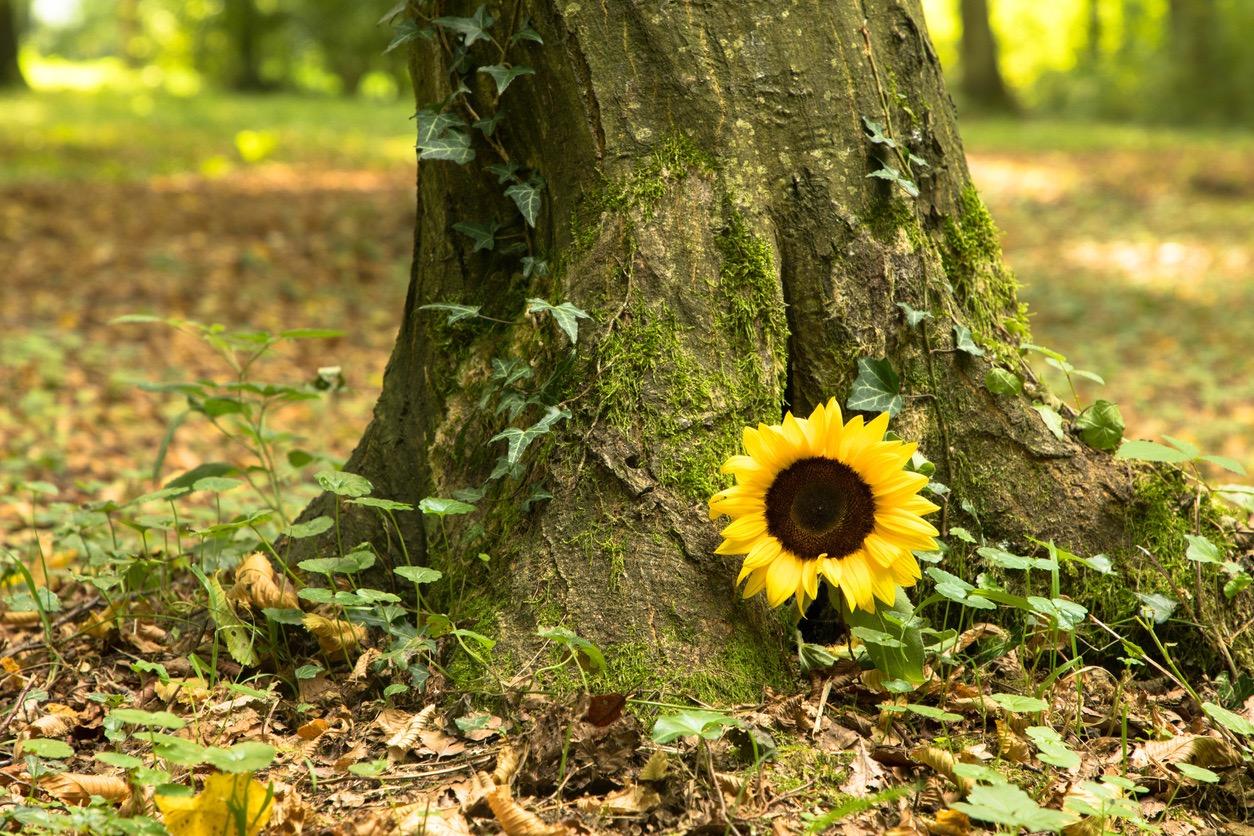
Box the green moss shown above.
[861,193,925,251]
[771,744,851,800]
[940,184,1031,364]
[715,204,790,387]
[570,134,716,251]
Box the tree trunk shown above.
[0,0,25,90]
[958,0,1016,112]
[223,0,265,92]
[323,0,1245,698]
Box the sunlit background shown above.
[1,0,1251,502]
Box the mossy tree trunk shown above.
[0,0,25,90]
[958,0,1016,113]
[328,0,1245,697]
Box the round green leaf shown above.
[22,738,74,759]
[315,470,373,498]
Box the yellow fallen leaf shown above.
[233,554,298,610]
[155,772,274,836]
[302,613,366,656]
[41,773,131,805]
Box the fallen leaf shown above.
[233,553,299,610]
[841,739,887,796]
[41,773,131,805]
[576,784,661,815]
[296,718,328,741]
[486,785,568,836]
[303,614,367,656]
[155,772,274,836]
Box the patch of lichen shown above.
[940,184,1031,365]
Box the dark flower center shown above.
[765,457,875,560]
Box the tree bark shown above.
[321,0,1245,696]
[223,0,266,92]
[957,0,1016,112]
[0,0,25,89]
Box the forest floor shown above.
[1,92,1252,834]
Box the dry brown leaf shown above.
[911,746,975,796]
[419,728,466,758]
[927,808,972,835]
[995,719,1031,763]
[841,739,887,796]
[234,553,299,610]
[576,784,661,815]
[296,718,328,741]
[303,613,366,656]
[154,677,211,705]
[83,601,123,638]
[385,704,436,751]
[1,610,41,625]
[486,786,568,836]
[1133,735,1240,769]
[29,714,70,737]
[41,773,131,805]
[493,745,522,785]
[638,749,669,781]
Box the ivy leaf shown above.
[650,709,742,743]
[419,302,482,324]
[867,165,919,198]
[505,182,542,227]
[846,357,903,416]
[1075,400,1124,452]
[896,302,931,328]
[473,112,505,137]
[487,161,520,183]
[452,220,501,252]
[490,405,570,466]
[1135,592,1177,624]
[510,20,544,45]
[521,257,548,278]
[1115,439,1191,464]
[433,5,494,46]
[861,116,896,147]
[984,367,1022,396]
[479,64,536,95]
[416,108,474,164]
[526,298,591,345]
[418,497,476,517]
[953,324,985,357]
[385,19,434,53]
[1033,404,1066,441]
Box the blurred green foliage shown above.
[923,0,1254,124]
[21,0,407,97]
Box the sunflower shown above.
[709,399,939,614]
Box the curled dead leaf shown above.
[41,773,131,805]
[911,745,974,796]
[486,785,568,836]
[575,784,661,815]
[493,745,522,785]
[83,601,123,638]
[639,749,669,782]
[303,613,366,656]
[154,677,212,705]
[995,719,1031,763]
[234,553,299,610]
[385,704,437,751]
[1,610,41,625]
[1134,734,1240,769]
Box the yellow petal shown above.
[876,510,940,538]
[721,514,767,541]
[765,552,803,608]
[741,568,768,598]
[741,536,782,571]
[716,537,759,555]
[819,556,843,588]
[841,552,876,613]
[890,553,922,585]
[862,532,901,568]
[802,401,827,453]
[861,412,891,445]
[834,415,866,460]
[781,412,808,452]
[721,455,765,476]
[896,495,940,516]
[871,470,929,499]
[801,559,821,602]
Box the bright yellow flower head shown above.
[709,399,939,614]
